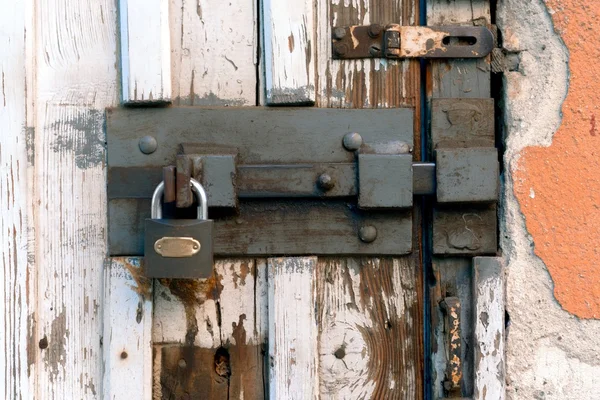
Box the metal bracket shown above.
[332,25,494,60]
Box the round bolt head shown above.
[317,173,335,191]
[342,132,363,151]
[368,24,382,38]
[333,27,346,40]
[334,43,349,56]
[359,225,378,243]
[139,135,158,154]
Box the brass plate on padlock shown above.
[154,237,201,258]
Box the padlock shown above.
[144,178,214,278]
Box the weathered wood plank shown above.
[0,1,32,398]
[317,258,421,399]
[32,0,119,397]
[170,0,257,105]
[119,0,171,103]
[262,0,315,105]
[153,260,267,399]
[315,0,420,109]
[427,1,492,398]
[473,257,505,400]
[103,258,153,400]
[268,257,319,399]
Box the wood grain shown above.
[119,0,171,103]
[315,0,420,110]
[170,0,257,106]
[153,260,267,399]
[0,1,32,397]
[268,257,319,399]
[318,258,421,399]
[473,257,505,400]
[32,0,119,397]
[262,0,315,105]
[103,258,153,400]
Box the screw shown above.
[138,135,158,154]
[334,43,349,57]
[334,346,346,359]
[368,24,382,38]
[317,173,335,191]
[333,27,346,40]
[178,358,187,369]
[369,45,381,57]
[359,225,378,243]
[120,351,128,359]
[342,132,363,151]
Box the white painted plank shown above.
[103,258,153,400]
[170,0,257,105]
[33,0,119,397]
[268,257,319,400]
[262,0,315,105]
[0,0,32,398]
[120,0,171,103]
[153,260,268,399]
[474,257,505,400]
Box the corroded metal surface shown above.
[332,25,494,59]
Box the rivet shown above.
[138,135,158,154]
[178,358,187,368]
[342,132,363,151]
[317,173,335,191]
[359,225,378,243]
[333,27,347,40]
[368,24,382,38]
[334,43,349,56]
[120,351,128,359]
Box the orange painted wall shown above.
[513,1,600,318]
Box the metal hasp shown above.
[332,25,494,60]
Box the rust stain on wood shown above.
[122,258,152,300]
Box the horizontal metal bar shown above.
[332,25,494,60]
[109,199,413,256]
[108,162,436,200]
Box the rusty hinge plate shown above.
[332,25,494,60]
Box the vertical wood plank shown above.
[317,258,421,399]
[170,0,257,105]
[153,260,267,399]
[119,0,171,103]
[103,258,153,400]
[473,257,505,400]
[262,0,315,105]
[427,1,492,398]
[315,0,420,109]
[0,0,32,398]
[268,257,319,399]
[32,0,118,397]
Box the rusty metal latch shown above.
[332,25,494,60]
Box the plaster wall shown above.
[498,0,600,398]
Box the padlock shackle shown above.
[151,178,208,220]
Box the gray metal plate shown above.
[110,199,412,256]
[107,107,415,256]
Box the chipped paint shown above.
[48,109,105,169]
[513,0,600,319]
